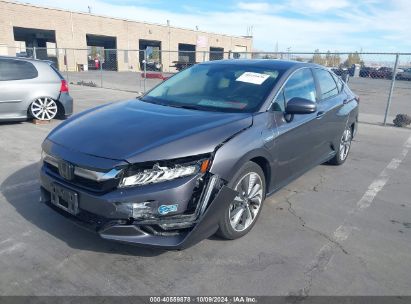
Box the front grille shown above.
[44,162,120,193]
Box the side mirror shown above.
[285,97,317,115]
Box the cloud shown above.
[289,0,350,12]
[238,2,273,12]
[16,0,411,52]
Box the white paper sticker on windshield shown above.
[236,72,270,85]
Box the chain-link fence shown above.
[3,46,411,126]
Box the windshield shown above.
[141,63,284,113]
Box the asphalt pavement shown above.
[0,85,410,296]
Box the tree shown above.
[333,52,341,67]
[325,51,332,67]
[343,51,362,67]
[322,50,342,67]
[312,49,325,65]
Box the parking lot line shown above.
[291,133,411,297]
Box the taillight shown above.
[60,80,69,93]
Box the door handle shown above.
[316,111,325,119]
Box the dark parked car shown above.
[370,67,393,79]
[0,56,73,121]
[359,66,377,78]
[331,67,350,82]
[140,60,162,72]
[396,68,411,80]
[40,60,359,249]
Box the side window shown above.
[283,68,317,103]
[0,59,38,81]
[272,90,285,112]
[331,73,343,92]
[313,69,339,100]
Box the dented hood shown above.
[47,100,253,163]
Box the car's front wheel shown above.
[217,162,266,240]
[329,126,352,165]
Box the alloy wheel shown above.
[229,172,264,232]
[30,97,58,121]
[339,129,352,161]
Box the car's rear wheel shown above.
[30,97,58,121]
[329,126,352,165]
[217,162,266,240]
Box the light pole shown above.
[167,20,171,73]
[286,47,291,60]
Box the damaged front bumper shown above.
[40,167,237,249]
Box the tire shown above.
[328,126,353,165]
[29,97,59,121]
[217,161,266,240]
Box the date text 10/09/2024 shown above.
[149,297,258,303]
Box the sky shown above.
[18,0,411,52]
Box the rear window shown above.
[331,72,344,92]
[313,68,339,100]
[49,63,65,80]
[0,58,38,81]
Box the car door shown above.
[268,68,322,188]
[0,58,38,118]
[312,68,348,160]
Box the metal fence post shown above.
[64,48,69,82]
[100,58,103,88]
[143,50,147,93]
[33,47,37,59]
[383,53,400,125]
[203,51,206,62]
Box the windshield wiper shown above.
[141,97,221,112]
[168,104,204,110]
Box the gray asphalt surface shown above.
[0,86,410,296]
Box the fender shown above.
[209,112,274,184]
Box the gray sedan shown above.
[40,60,359,249]
[0,56,73,122]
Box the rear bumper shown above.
[58,92,73,117]
[40,166,237,249]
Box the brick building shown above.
[0,0,253,72]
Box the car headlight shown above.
[41,150,59,167]
[119,158,210,188]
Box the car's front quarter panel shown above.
[209,112,274,186]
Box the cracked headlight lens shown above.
[119,163,199,188]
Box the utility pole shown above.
[286,47,291,60]
[167,20,171,72]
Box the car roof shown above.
[0,55,50,64]
[199,59,320,70]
